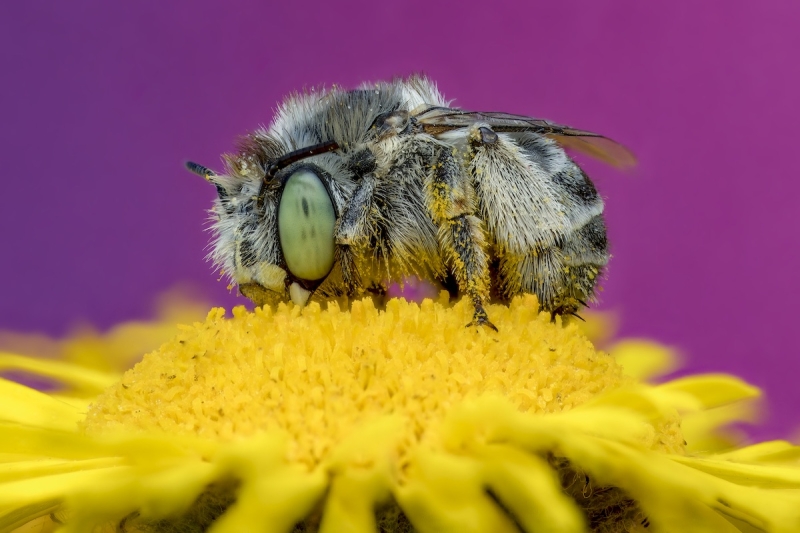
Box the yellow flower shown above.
[1,295,798,532]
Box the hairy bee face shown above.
[188,76,634,328]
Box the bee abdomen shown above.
[562,214,609,267]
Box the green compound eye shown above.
[277,169,336,281]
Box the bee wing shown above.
[415,108,636,169]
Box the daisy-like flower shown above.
[1,294,799,533]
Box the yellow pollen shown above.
[81,295,673,469]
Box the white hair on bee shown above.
[187,75,633,327]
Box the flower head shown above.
[1,295,798,532]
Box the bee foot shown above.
[569,311,586,322]
[549,309,586,323]
[466,308,498,332]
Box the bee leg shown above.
[425,144,495,330]
[335,172,376,295]
[450,215,497,331]
[549,307,586,323]
[334,246,361,296]
[465,124,606,321]
[365,282,388,309]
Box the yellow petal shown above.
[208,433,328,533]
[682,402,761,453]
[0,467,130,508]
[0,501,59,533]
[658,374,761,409]
[476,443,585,532]
[0,380,81,431]
[610,339,679,381]
[211,433,288,474]
[0,352,117,394]
[131,461,219,518]
[0,424,99,460]
[581,384,700,418]
[319,466,390,533]
[395,449,520,533]
[674,455,800,489]
[207,468,327,533]
[318,417,404,533]
[715,441,800,464]
[0,458,122,483]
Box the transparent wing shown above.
[415,107,636,169]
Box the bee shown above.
[187,75,634,329]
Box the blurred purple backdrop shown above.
[2,1,799,439]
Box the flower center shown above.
[82,296,676,468]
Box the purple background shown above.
[2,1,799,440]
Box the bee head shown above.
[186,145,341,309]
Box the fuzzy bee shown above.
[187,75,634,329]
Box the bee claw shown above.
[466,318,499,331]
[549,310,586,323]
[550,298,589,323]
[466,307,498,331]
[569,312,586,322]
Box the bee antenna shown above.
[185,161,215,179]
[186,161,230,198]
[256,140,340,209]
